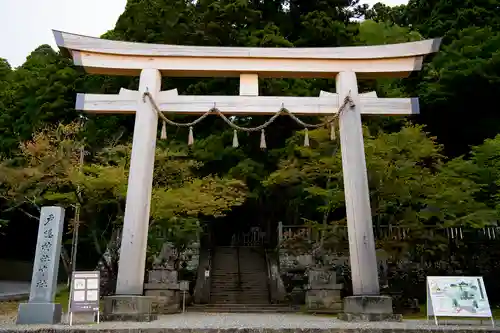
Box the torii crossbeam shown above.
[77,87,419,115]
[54,30,440,321]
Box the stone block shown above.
[148,269,178,284]
[145,289,179,300]
[339,295,402,322]
[338,312,402,322]
[296,254,314,267]
[308,269,337,288]
[102,295,157,322]
[343,295,393,314]
[144,282,179,290]
[144,289,181,314]
[305,289,342,313]
[16,302,62,324]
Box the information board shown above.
[68,271,100,325]
[427,276,494,326]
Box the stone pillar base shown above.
[338,295,402,322]
[102,295,158,322]
[16,302,62,324]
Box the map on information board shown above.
[427,276,492,318]
[69,271,100,313]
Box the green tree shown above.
[0,46,82,155]
[405,0,500,40]
[264,125,494,257]
[0,58,11,81]
[418,27,500,155]
[0,123,248,266]
[363,2,408,26]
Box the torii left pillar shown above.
[103,69,161,322]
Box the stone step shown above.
[211,286,268,289]
[209,298,269,301]
[211,293,269,297]
[210,293,268,296]
[211,290,263,292]
[212,279,267,282]
[211,274,266,277]
[212,286,268,289]
[212,283,268,286]
[212,281,266,285]
[209,300,270,304]
[210,297,269,300]
[189,304,296,313]
[212,271,263,274]
[210,298,269,301]
[210,246,270,306]
[210,294,268,301]
[211,282,268,285]
[210,292,268,295]
[211,291,268,294]
[211,291,269,295]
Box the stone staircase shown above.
[211,246,269,304]
[190,246,294,313]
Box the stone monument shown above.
[305,269,343,313]
[143,242,181,314]
[17,206,65,325]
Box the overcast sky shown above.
[0,0,408,68]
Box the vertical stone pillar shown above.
[116,69,162,295]
[17,206,65,324]
[336,71,379,296]
[336,71,400,322]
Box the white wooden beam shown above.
[118,87,179,100]
[54,31,441,60]
[77,93,418,115]
[320,90,418,115]
[320,91,378,98]
[54,31,441,78]
[361,97,419,115]
[67,52,423,78]
[240,74,259,96]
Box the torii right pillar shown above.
[336,71,399,321]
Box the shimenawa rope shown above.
[143,91,354,148]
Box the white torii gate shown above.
[54,30,440,317]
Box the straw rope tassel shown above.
[160,120,167,140]
[232,129,239,148]
[188,126,194,146]
[304,128,310,147]
[330,122,336,141]
[260,129,267,149]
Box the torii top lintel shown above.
[53,30,441,79]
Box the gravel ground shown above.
[0,313,499,332]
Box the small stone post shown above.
[277,221,283,245]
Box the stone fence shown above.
[277,223,500,244]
